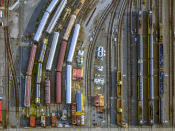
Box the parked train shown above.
[137,11,144,125]
[46,0,67,34]
[66,65,72,104]
[32,0,81,106]
[67,24,81,63]
[44,0,68,103]
[148,11,154,125]
[36,39,48,104]
[116,71,127,127]
[56,14,77,104]
[33,0,59,42]
[24,0,84,118]
[45,79,51,104]
[63,15,77,41]
[65,24,81,104]
[46,32,59,71]
[24,45,37,107]
[36,63,42,84]
[55,40,67,104]
[56,40,67,72]
[159,40,164,123]
[24,76,32,107]
[56,72,62,104]
[26,45,37,76]
[56,16,77,71]
[38,41,47,63]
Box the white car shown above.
[96,66,103,72]
[94,74,100,78]
[97,46,103,57]
[90,37,93,42]
[94,78,104,85]
[99,78,104,85]
[58,123,63,127]
[97,50,103,58]
[78,50,84,57]
[96,86,101,90]
[113,37,117,42]
[64,124,70,127]
[0,10,2,18]
[96,46,106,61]
[94,79,99,84]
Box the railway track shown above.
[158,0,165,125]
[126,0,132,126]
[115,0,129,127]
[171,0,175,127]
[169,0,174,127]
[4,36,9,128]
[116,0,128,71]
[4,27,19,117]
[4,0,19,119]
[106,0,120,127]
[85,0,118,127]
[76,0,93,24]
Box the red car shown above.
[30,116,35,127]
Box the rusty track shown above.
[85,7,96,27]
[77,0,93,24]
[4,0,19,118]
[4,26,19,117]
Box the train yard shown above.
[0,0,174,130]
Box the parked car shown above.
[94,74,100,78]
[94,78,104,85]
[96,66,103,72]
[96,86,101,90]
